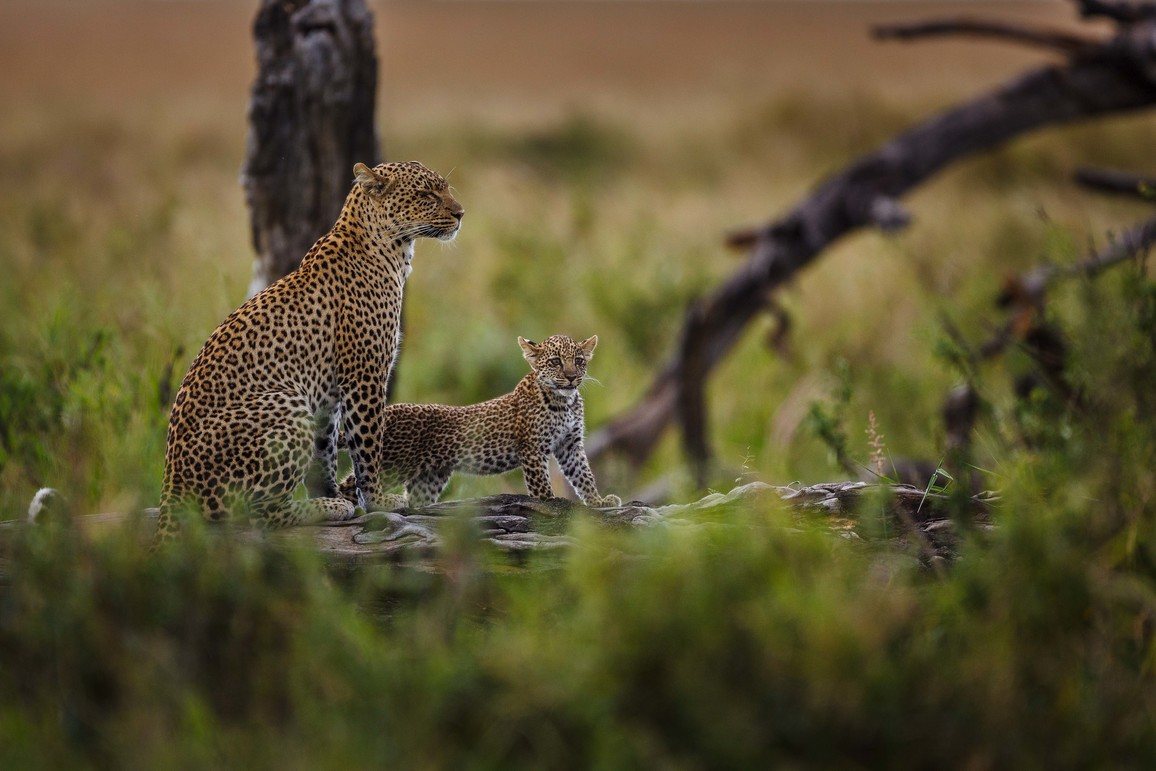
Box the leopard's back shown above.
[380,392,528,478]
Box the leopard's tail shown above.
[149,491,182,551]
[26,487,59,523]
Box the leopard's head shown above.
[351,161,464,241]
[518,334,598,394]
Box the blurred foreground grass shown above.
[1,90,1155,764]
[3,283,1155,763]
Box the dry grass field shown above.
[3,3,1156,766]
[2,0,1151,513]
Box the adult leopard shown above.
[154,161,462,542]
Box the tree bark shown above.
[241,0,381,296]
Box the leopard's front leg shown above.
[519,441,554,499]
[340,380,392,511]
[555,428,620,508]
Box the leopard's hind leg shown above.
[257,494,357,526]
[405,469,451,508]
[307,402,341,498]
[157,391,349,536]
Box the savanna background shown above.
[1,1,1155,766]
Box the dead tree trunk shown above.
[588,0,1156,486]
[241,0,381,296]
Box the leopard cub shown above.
[341,334,620,509]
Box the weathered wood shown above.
[241,0,381,296]
[588,6,1156,483]
[12,483,991,568]
[319,481,993,564]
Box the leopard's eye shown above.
[575,357,585,366]
[549,357,562,367]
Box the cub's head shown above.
[351,161,464,241]
[518,334,598,394]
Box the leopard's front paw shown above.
[588,494,622,508]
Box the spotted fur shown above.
[338,335,620,508]
[155,161,463,542]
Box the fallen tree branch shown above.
[300,482,995,565]
[2,483,994,573]
[1076,0,1156,24]
[872,17,1103,56]
[1074,166,1156,201]
[589,10,1156,483]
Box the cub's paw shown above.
[337,473,359,504]
[588,494,622,508]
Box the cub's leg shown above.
[337,471,359,504]
[405,469,452,508]
[337,470,408,512]
[556,432,621,507]
[519,445,554,500]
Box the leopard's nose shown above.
[450,208,464,221]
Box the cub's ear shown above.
[518,336,540,364]
[353,162,395,197]
[578,335,598,357]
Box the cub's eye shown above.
[549,357,562,367]
[575,357,585,366]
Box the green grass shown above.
[1,90,1155,765]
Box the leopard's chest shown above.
[522,400,581,456]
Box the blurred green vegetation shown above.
[1,91,1155,764]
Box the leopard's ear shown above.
[518,336,541,365]
[578,335,598,357]
[353,163,395,197]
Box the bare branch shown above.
[590,19,1156,476]
[1074,166,1156,201]
[1076,0,1156,24]
[965,212,1156,368]
[1023,211,1156,290]
[873,17,1103,56]
[868,196,913,232]
[725,227,760,252]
